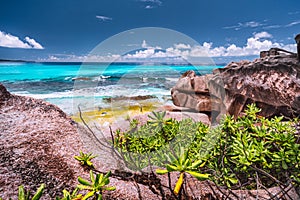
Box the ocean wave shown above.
[14,87,170,115]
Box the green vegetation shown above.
[156,146,209,195]
[207,104,300,189]
[74,151,97,168]
[114,104,300,193]
[3,104,300,199]
[9,184,45,200]
[77,170,116,200]
[114,110,204,170]
[55,188,82,200]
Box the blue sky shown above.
[0,0,300,63]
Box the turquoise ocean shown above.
[0,62,223,114]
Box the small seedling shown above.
[77,170,116,200]
[18,184,45,200]
[74,151,97,168]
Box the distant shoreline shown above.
[0,59,227,66]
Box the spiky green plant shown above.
[156,146,209,195]
[74,151,97,168]
[55,188,82,200]
[147,111,172,128]
[77,170,116,200]
[17,184,45,200]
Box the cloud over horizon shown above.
[0,31,44,49]
[122,31,296,60]
[45,31,296,63]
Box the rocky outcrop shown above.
[0,84,85,199]
[171,51,300,119]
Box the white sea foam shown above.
[165,77,179,82]
[12,85,170,114]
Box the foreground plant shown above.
[156,146,209,195]
[56,188,82,200]
[113,111,203,170]
[74,151,97,168]
[207,104,300,188]
[114,104,300,192]
[77,170,116,200]
[17,184,45,200]
[147,111,172,128]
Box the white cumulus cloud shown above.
[25,37,44,49]
[253,31,272,39]
[174,43,191,49]
[0,31,44,49]
[122,32,296,61]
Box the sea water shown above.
[0,62,223,114]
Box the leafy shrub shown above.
[113,111,205,170]
[114,104,300,191]
[206,104,300,189]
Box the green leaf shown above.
[190,160,205,169]
[86,160,93,167]
[103,186,116,191]
[90,170,95,183]
[74,156,82,161]
[62,189,69,196]
[97,174,104,186]
[273,154,281,159]
[186,170,210,180]
[82,191,95,200]
[183,158,190,169]
[80,151,84,156]
[71,188,79,196]
[103,171,112,180]
[78,177,91,186]
[227,177,239,185]
[97,194,103,200]
[18,186,25,200]
[166,164,178,172]
[156,169,169,174]
[77,185,93,190]
[282,161,288,170]
[103,177,110,186]
[32,184,45,200]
